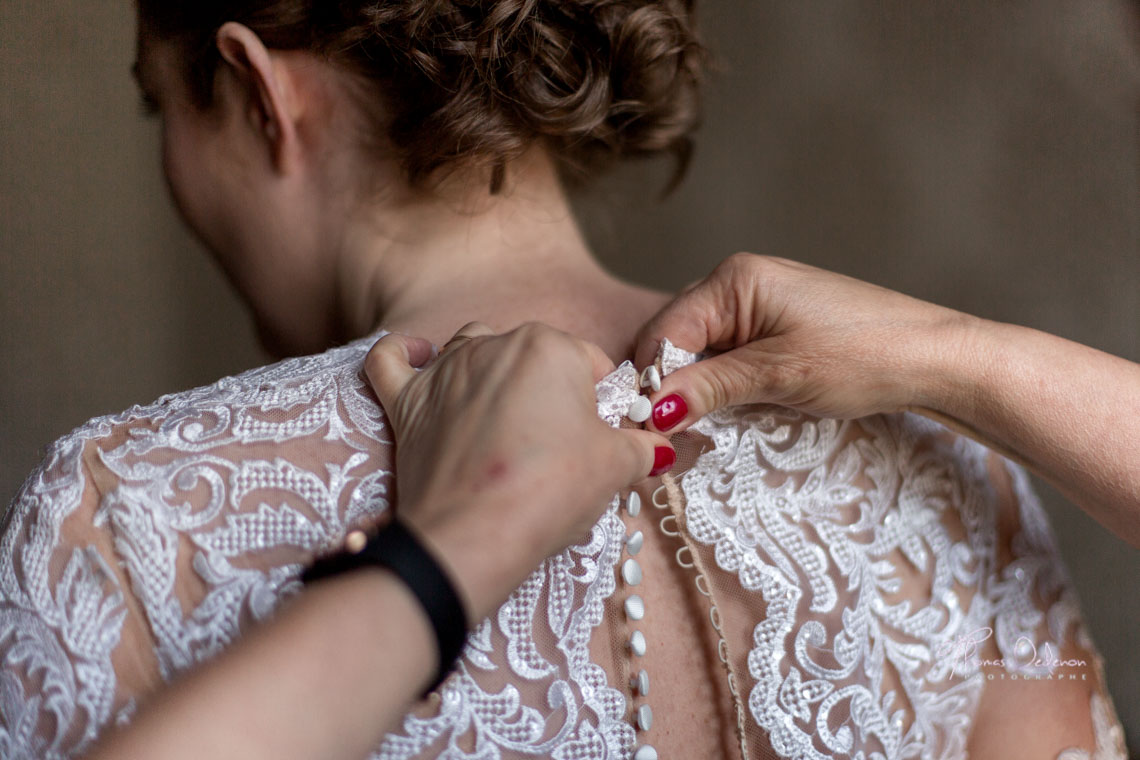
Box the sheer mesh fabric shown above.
[656,411,1126,759]
[0,331,1127,759]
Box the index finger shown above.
[633,283,726,369]
[635,253,780,369]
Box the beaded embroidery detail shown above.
[0,334,1124,759]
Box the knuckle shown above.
[571,339,601,369]
[724,252,786,289]
[518,320,552,337]
[693,368,731,411]
[721,251,760,277]
[761,356,811,399]
[458,320,490,336]
[515,322,559,353]
[507,329,564,373]
[363,340,393,379]
[698,357,761,410]
[716,365,747,407]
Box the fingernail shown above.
[650,446,676,477]
[652,394,688,432]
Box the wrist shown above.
[406,485,551,625]
[411,504,526,625]
[901,309,998,416]
[303,518,470,692]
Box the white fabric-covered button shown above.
[633,746,658,760]
[639,365,662,392]
[629,630,647,656]
[626,491,641,517]
[625,594,645,621]
[625,530,644,555]
[631,668,649,695]
[622,558,643,586]
[627,396,652,423]
[636,704,654,731]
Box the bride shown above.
[1,0,1125,758]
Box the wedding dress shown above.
[0,330,1127,759]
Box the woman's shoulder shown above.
[30,331,382,465]
[0,334,398,757]
[6,331,391,532]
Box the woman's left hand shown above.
[365,321,675,623]
[633,252,1140,546]
[632,252,971,429]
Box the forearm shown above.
[912,318,1140,546]
[87,570,435,760]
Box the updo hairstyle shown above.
[138,0,706,192]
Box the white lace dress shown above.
[0,331,1126,759]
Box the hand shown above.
[365,322,674,622]
[633,252,979,431]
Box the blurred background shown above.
[2,0,1137,751]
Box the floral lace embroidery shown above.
[0,335,1123,759]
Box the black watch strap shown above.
[302,518,469,693]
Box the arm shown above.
[87,569,436,760]
[634,252,1140,546]
[915,318,1140,545]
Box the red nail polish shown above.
[652,394,688,431]
[650,446,676,477]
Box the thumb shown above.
[644,345,786,434]
[364,332,435,412]
[611,428,677,488]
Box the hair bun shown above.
[356,0,705,189]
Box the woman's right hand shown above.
[365,322,675,623]
[633,252,977,431]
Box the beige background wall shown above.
[2,0,1138,751]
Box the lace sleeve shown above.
[1,338,396,759]
[0,430,146,759]
[965,452,1128,759]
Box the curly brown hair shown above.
[138,1,706,193]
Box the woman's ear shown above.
[214,21,299,172]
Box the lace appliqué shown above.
[1,336,1123,760]
[670,382,1110,757]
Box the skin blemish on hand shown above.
[473,458,511,492]
[486,460,509,481]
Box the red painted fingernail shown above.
[652,394,688,431]
[650,446,676,477]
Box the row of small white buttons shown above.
[623,491,656,760]
[625,371,660,760]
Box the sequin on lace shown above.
[0,334,1125,759]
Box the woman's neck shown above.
[333,150,670,363]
